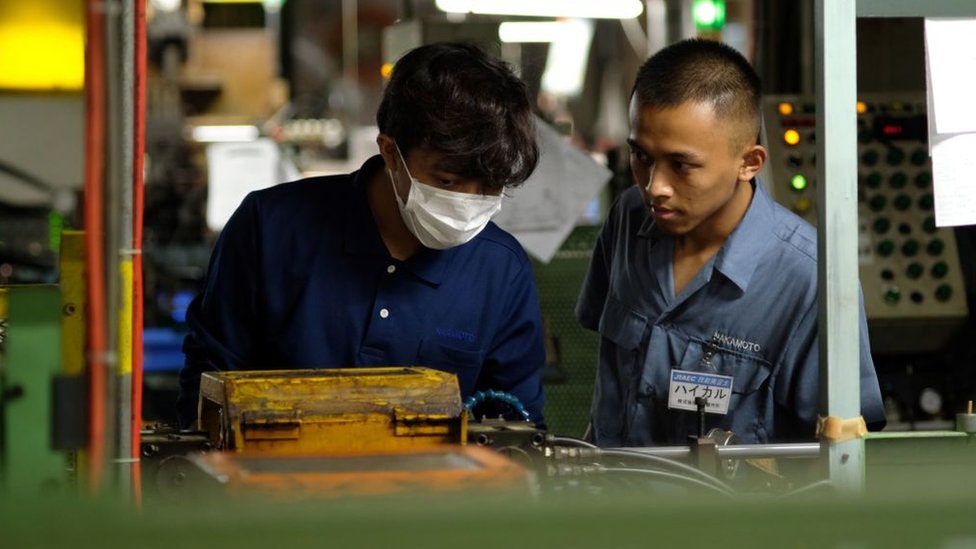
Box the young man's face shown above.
[627,97,760,238]
[378,136,500,197]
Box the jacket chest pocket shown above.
[597,296,648,351]
[676,338,771,395]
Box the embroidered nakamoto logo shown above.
[435,328,476,343]
[711,331,762,353]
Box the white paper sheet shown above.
[924,18,976,134]
[206,139,281,232]
[491,117,612,263]
[925,18,976,227]
[932,133,976,227]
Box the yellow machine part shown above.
[199,367,467,455]
[59,230,86,376]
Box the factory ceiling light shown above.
[498,21,572,43]
[436,0,644,20]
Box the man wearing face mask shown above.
[177,42,545,428]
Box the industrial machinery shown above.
[144,367,544,500]
[139,366,976,502]
[197,367,466,454]
[762,94,969,356]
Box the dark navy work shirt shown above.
[576,182,886,446]
[178,155,545,426]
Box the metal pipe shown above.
[84,0,109,493]
[816,0,863,494]
[342,0,358,89]
[608,442,821,461]
[715,442,820,460]
[103,0,123,492]
[116,0,136,496]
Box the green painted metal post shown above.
[2,285,65,495]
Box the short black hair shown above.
[376,42,538,190]
[632,38,762,149]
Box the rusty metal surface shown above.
[199,367,465,454]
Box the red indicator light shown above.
[882,124,904,136]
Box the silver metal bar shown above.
[606,442,820,461]
[607,446,691,459]
[116,0,135,495]
[816,0,865,494]
[103,0,123,492]
[716,443,820,460]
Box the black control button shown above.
[898,222,912,235]
[866,171,883,189]
[910,291,924,304]
[881,268,894,281]
[923,216,937,234]
[911,148,928,166]
[889,172,907,189]
[873,217,891,234]
[918,194,934,211]
[886,147,905,166]
[869,195,887,212]
[915,171,932,188]
[893,194,912,211]
[901,239,920,256]
[862,150,879,167]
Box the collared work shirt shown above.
[178,155,545,426]
[576,182,885,446]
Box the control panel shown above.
[762,94,968,354]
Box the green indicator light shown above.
[883,287,901,304]
[790,174,808,191]
[48,211,63,253]
[692,0,726,30]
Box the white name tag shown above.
[667,369,734,415]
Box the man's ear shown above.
[739,144,767,182]
[376,133,397,172]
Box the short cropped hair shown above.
[632,38,762,150]
[376,42,538,190]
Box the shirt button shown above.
[386,265,396,274]
[379,308,389,319]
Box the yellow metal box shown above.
[198,367,466,454]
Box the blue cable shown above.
[463,389,531,421]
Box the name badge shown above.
[667,369,734,415]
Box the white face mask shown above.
[388,145,503,250]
